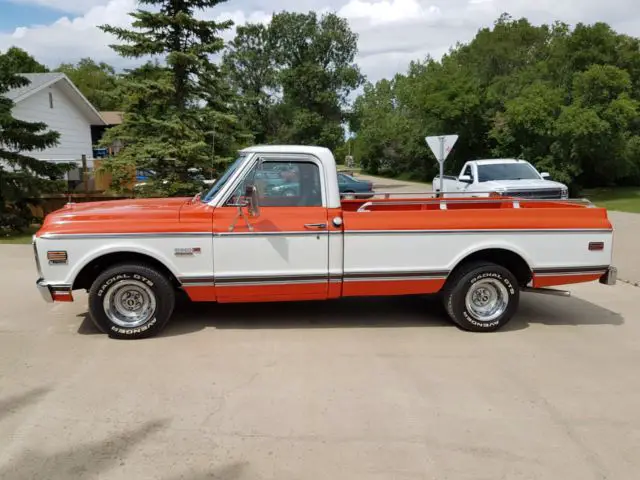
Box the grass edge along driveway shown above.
[584,187,640,214]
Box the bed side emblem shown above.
[174,247,201,256]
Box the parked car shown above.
[337,173,374,198]
[433,159,569,199]
[34,145,616,339]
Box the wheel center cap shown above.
[125,298,138,309]
[474,288,491,306]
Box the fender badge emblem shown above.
[174,247,201,256]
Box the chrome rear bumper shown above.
[599,266,617,286]
[36,278,53,303]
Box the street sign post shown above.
[426,135,458,196]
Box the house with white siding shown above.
[5,73,107,186]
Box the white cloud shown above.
[0,0,268,69]
[0,0,135,68]
[197,8,273,42]
[7,0,110,15]
[339,0,441,25]
[2,0,640,83]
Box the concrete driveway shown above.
[1,245,639,480]
[609,211,640,285]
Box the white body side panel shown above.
[12,83,95,165]
[213,234,329,281]
[343,230,613,275]
[35,236,214,287]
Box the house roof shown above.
[5,73,63,100]
[100,111,124,125]
[5,72,107,126]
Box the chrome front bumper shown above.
[599,266,617,286]
[36,278,54,303]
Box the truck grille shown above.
[506,189,564,199]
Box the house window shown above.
[48,92,53,109]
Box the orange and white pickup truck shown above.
[33,145,617,339]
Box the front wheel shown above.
[88,263,175,339]
[442,261,519,332]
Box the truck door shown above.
[459,163,474,192]
[212,155,330,302]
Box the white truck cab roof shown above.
[472,158,530,165]
[240,145,332,156]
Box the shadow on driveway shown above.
[76,292,623,338]
[0,386,52,422]
[0,389,247,480]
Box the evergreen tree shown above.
[0,47,48,75]
[98,0,241,196]
[0,70,66,232]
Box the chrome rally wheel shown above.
[88,263,175,339]
[464,278,509,324]
[103,279,157,328]
[442,261,520,332]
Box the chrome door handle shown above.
[304,223,327,229]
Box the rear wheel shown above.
[442,261,519,332]
[88,263,175,339]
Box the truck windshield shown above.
[202,155,247,203]
[477,163,540,182]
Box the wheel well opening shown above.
[72,252,179,291]
[451,249,532,287]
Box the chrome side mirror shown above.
[540,172,551,179]
[245,184,261,218]
[228,184,261,232]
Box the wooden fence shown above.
[28,193,132,218]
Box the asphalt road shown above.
[1,245,639,480]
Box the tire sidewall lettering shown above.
[469,272,516,296]
[97,273,155,298]
[459,268,517,329]
[110,317,158,335]
[97,271,159,333]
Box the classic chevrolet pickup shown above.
[34,145,617,339]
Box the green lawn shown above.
[0,225,40,245]
[584,187,640,214]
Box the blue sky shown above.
[0,1,63,30]
[1,0,639,82]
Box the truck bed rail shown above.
[341,190,585,199]
[342,191,594,213]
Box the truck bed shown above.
[338,195,612,296]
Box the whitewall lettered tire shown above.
[88,263,175,339]
[442,261,519,332]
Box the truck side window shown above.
[227,159,323,207]
[462,165,473,179]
